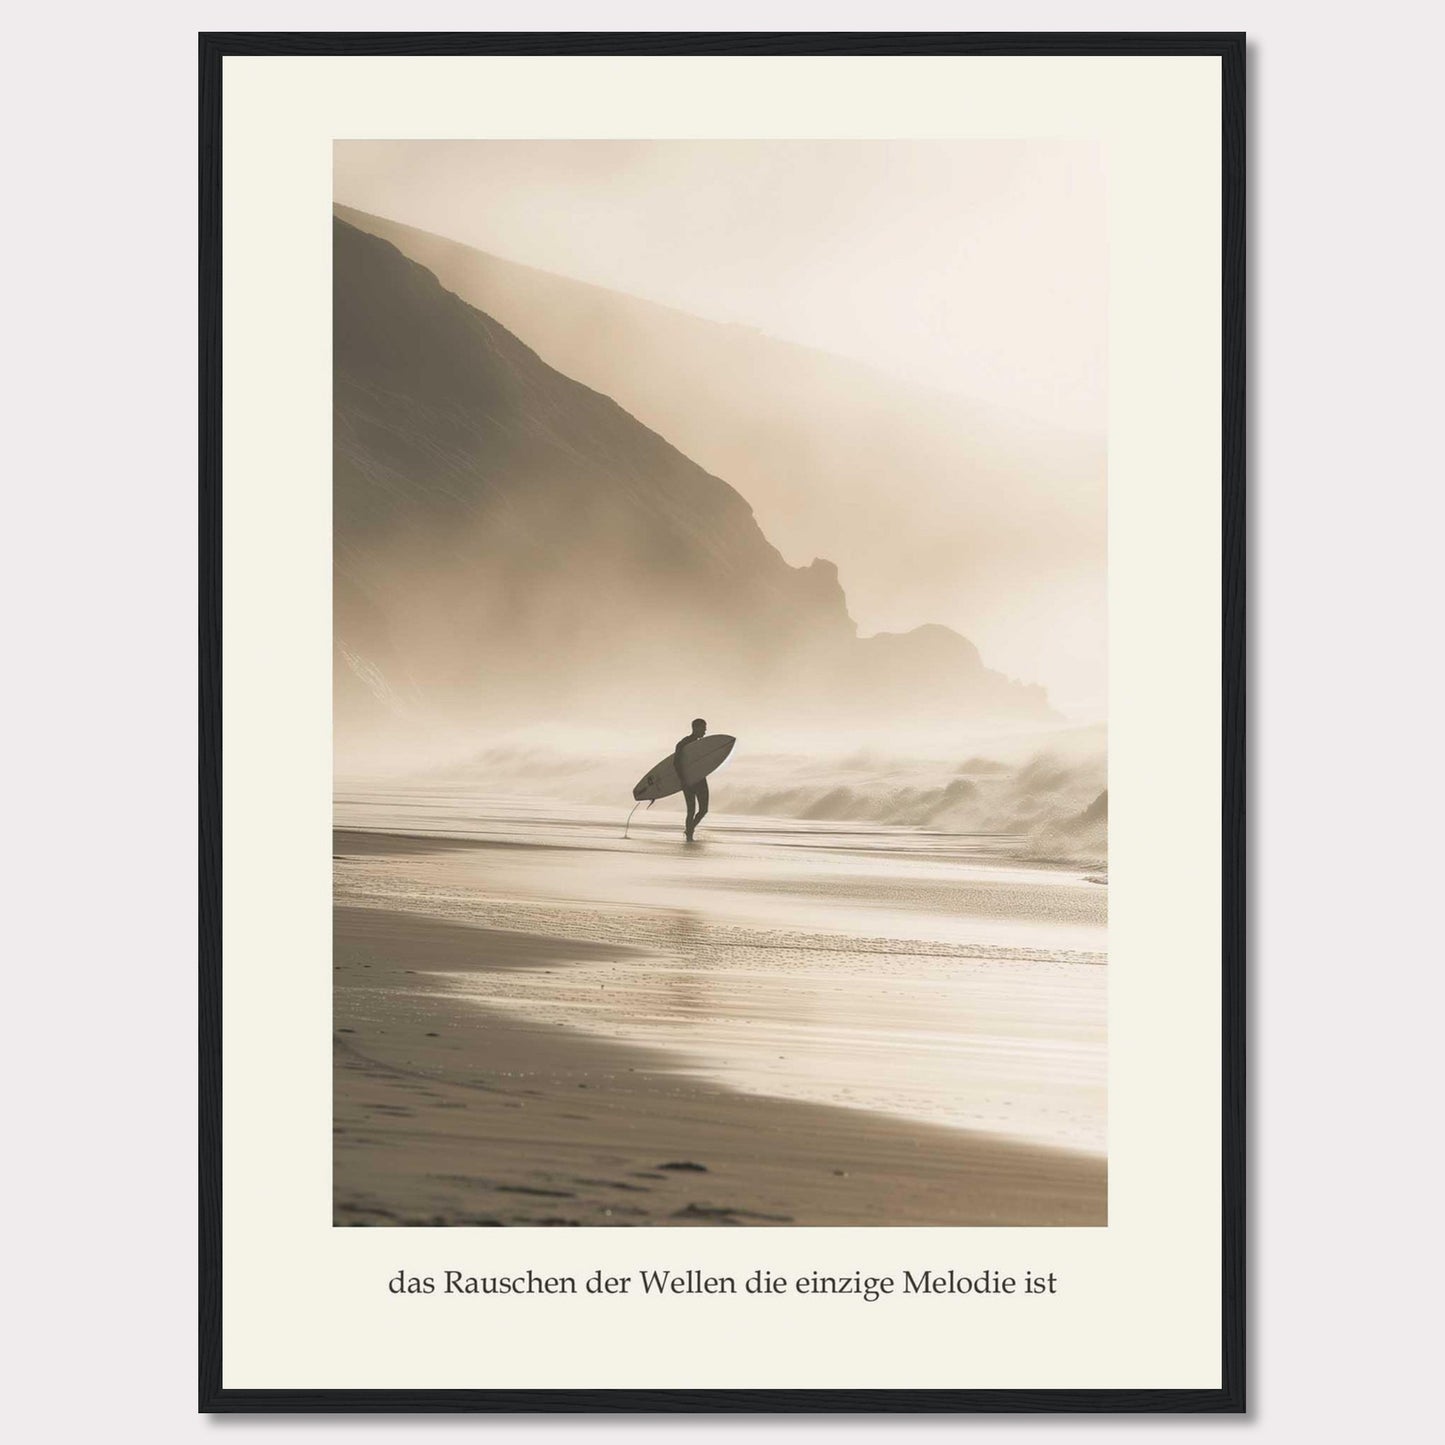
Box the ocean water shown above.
[334,789,1107,1153]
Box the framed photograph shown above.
[200,31,1244,1412]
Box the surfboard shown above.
[632,735,736,802]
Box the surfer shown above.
[675,718,710,841]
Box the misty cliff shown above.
[333,218,1051,745]
[334,203,1104,707]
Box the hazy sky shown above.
[334,140,1105,433]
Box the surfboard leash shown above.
[622,798,653,839]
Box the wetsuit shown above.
[674,734,710,839]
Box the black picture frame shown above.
[199,29,1245,1414]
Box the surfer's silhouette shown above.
[676,718,710,841]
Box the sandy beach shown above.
[334,793,1106,1226]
